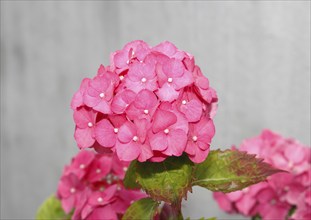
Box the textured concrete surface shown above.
[1,1,310,219]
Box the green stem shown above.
[170,203,183,220]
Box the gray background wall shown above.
[1,1,310,219]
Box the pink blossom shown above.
[84,74,115,114]
[116,121,143,161]
[156,58,193,102]
[185,117,215,163]
[72,40,218,163]
[213,130,311,220]
[57,150,146,220]
[193,66,218,104]
[73,107,97,149]
[57,173,85,213]
[126,89,158,121]
[176,87,204,122]
[111,89,136,114]
[64,150,95,179]
[125,61,158,93]
[149,103,188,157]
[111,40,150,73]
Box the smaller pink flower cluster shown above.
[214,130,311,220]
[71,40,217,163]
[57,150,146,220]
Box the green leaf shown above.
[122,198,159,220]
[123,160,141,189]
[36,195,71,220]
[135,155,193,205]
[192,149,283,193]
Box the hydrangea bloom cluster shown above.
[57,150,146,220]
[213,130,311,220]
[71,40,218,163]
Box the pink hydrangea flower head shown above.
[213,130,311,220]
[72,40,218,163]
[57,150,146,219]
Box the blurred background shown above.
[1,1,310,219]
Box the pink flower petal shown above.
[188,147,210,163]
[152,109,177,133]
[213,192,233,212]
[179,99,203,122]
[118,121,137,143]
[104,184,118,201]
[74,127,95,149]
[71,78,90,110]
[73,107,96,129]
[172,70,194,90]
[185,141,196,156]
[226,191,243,202]
[95,119,116,148]
[235,195,256,216]
[61,196,75,214]
[116,141,141,162]
[128,62,155,82]
[153,41,177,57]
[196,76,209,90]
[114,50,129,69]
[86,205,117,220]
[284,143,305,164]
[164,129,187,156]
[134,89,158,110]
[156,83,179,102]
[149,132,168,151]
[108,114,128,128]
[138,143,153,162]
[162,58,184,78]
[93,100,112,114]
[111,90,136,114]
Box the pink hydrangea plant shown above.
[57,150,146,220]
[213,130,311,220]
[71,40,218,163]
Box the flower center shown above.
[99,92,105,98]
[164,129,170,134]
[192,136,198,142]
[70,188,76,194]
[143,109,149,114]
[114,128,119,133]
[119,75,124,80]
[96,169,101,174]
[133,136,138,142]
[182,100,187,105]
[270,199,276,205]
[141,77,147,83]
[79,164,85,169]
[87,122,93,127]
[167,77,173,83]
[97,197,103,203]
